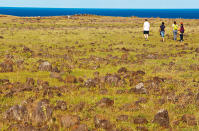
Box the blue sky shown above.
[0,0,198,8]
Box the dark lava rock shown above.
[61,115,80,128]
[105,74,121,86]
[32,99,53,124]
[65,75,77,83]
[55,100,67,111]
[116,115,129,122]
[195,48,199,53]
[0,60,14,72]
[153,109,170,128]
[136,70,146,76]
[71,124,88,131]
[133,116,148,124]
[96,98,114,108]
[38,61,52,71]
[4,104,28,121]
[118,67,128,73]
[73,102,85,112]
[181,114,197,126]
[94,115,113,130]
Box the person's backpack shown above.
[180,26,184,33]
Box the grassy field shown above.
[0,15,199,130]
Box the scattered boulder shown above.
[195,48,199,53]
[129,83,147,94]
[94,115,113,130]
[181,114,197,126]
[84,78,98,87]
[38,61,52,71]
[4,104,28,121]
[31,99,53,124]
[153,109,170,128]
[60,115,80,128]
[105,74,121,86]
[96,98,114,108]
[55,101,67,111]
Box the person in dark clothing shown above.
[179,22,185,42]
[159,22,165,42]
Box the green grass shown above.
[0,15,199,130]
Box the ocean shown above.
[0,7,199,19]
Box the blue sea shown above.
[0,7,199,19]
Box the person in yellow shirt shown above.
[172,21,178,41]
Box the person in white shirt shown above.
[143,19,150,40]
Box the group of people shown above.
[143,19,185,42]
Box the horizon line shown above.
[0,6,199,9]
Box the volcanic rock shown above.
[153,109,170,128]
[96,98,114,108]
